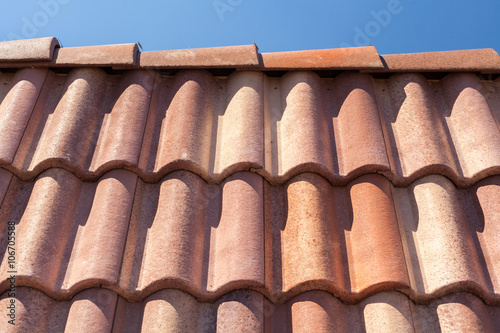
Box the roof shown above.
[1,37,500,73]
[0,37,499,332]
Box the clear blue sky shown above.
[1,0,499,54]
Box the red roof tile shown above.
[139,44,260,68]
[1,37,500,331]
[0,170,499,305]
[1,68,499,186]
[0,37,59,62]
[261,46,383,70]
[54,43,138,67]
[2,38,499,72]
[379,48,500,73]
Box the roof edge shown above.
[373,48,500,74]
[139,44,260,69]
[0,37,59,62]
[261,46,384,70]
[0,38,499,73]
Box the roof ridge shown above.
[0,37,59,62]
[2,37,498,72]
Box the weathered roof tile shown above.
[0,37,58,62]
[139,44,260,68]
[261,46,383,69]
[379,48,500,73]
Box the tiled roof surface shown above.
[3,288,500,332]
[0,37,499,332]
[1,68,500,186]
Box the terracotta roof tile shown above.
[1,38,500,331]
[0,168,11,207]
[54,43,138,67]
[440,73,500,177]
[261,46,383,70]
[394,175,499,299]
[0,169,499,305]
[0,37,58,62]
[0,68,48,162]
[139,44,260,68]
[2,37,499,73]
[379,48,500,73]
[1,68,499,186]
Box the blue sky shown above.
[1,0,499,54]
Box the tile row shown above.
[3,37,500,73]
[379,48,500,73]
[1,68,499,186]
[1,287,499,333]
[0,169,498,304]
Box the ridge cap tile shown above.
[261,45,384,69]
[1,37,499,73]
[139,44,260,68]
[378,48,500,73]
[54,43,139,67]
[0,37,59,62]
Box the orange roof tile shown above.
[1,170,498,304]
[379,48,500,73]
[1,37,500,331]
[261,46,383,70]
[140,44,260,69]
[54,43,138,67]
[0,37,59,62]
[1,69,499,186]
